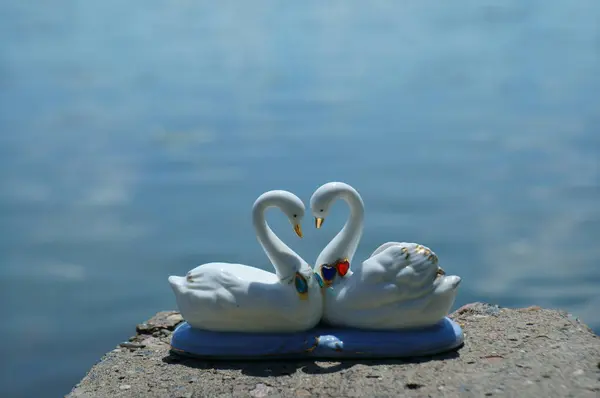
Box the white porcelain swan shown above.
[310,182,461,330]
[168,190,323,333]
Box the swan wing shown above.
[185,263,280,310]
[368,241,403,258]
[341,243,442,313]
[361,243,439,288]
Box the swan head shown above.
[278,191,306,238]
[255,190,306,237]
[310,182,358,228]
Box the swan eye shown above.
[320,209,323,212]
[294,272,308,297]
[293,214,297,218]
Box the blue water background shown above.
[1,2,599,396]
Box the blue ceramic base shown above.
[170,317,464,360]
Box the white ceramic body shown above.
[169,263,322,332]
[168,190,323,333]
[311,182,462,330]
[321,243,461,329]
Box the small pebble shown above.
[572,369,584,376]
[119,385,131,390]
[249,383,272,398]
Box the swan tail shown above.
[168,275,186,291]
[434,275,462,294]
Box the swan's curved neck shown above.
[316,187,365,267]
[252,195,303,281]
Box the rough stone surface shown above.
[67,303,600,397]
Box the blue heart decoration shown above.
[321,265,337,283]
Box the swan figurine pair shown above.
[168,182,461,334]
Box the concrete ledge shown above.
[67,303,600,397]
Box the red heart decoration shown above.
[336,260,350,276]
